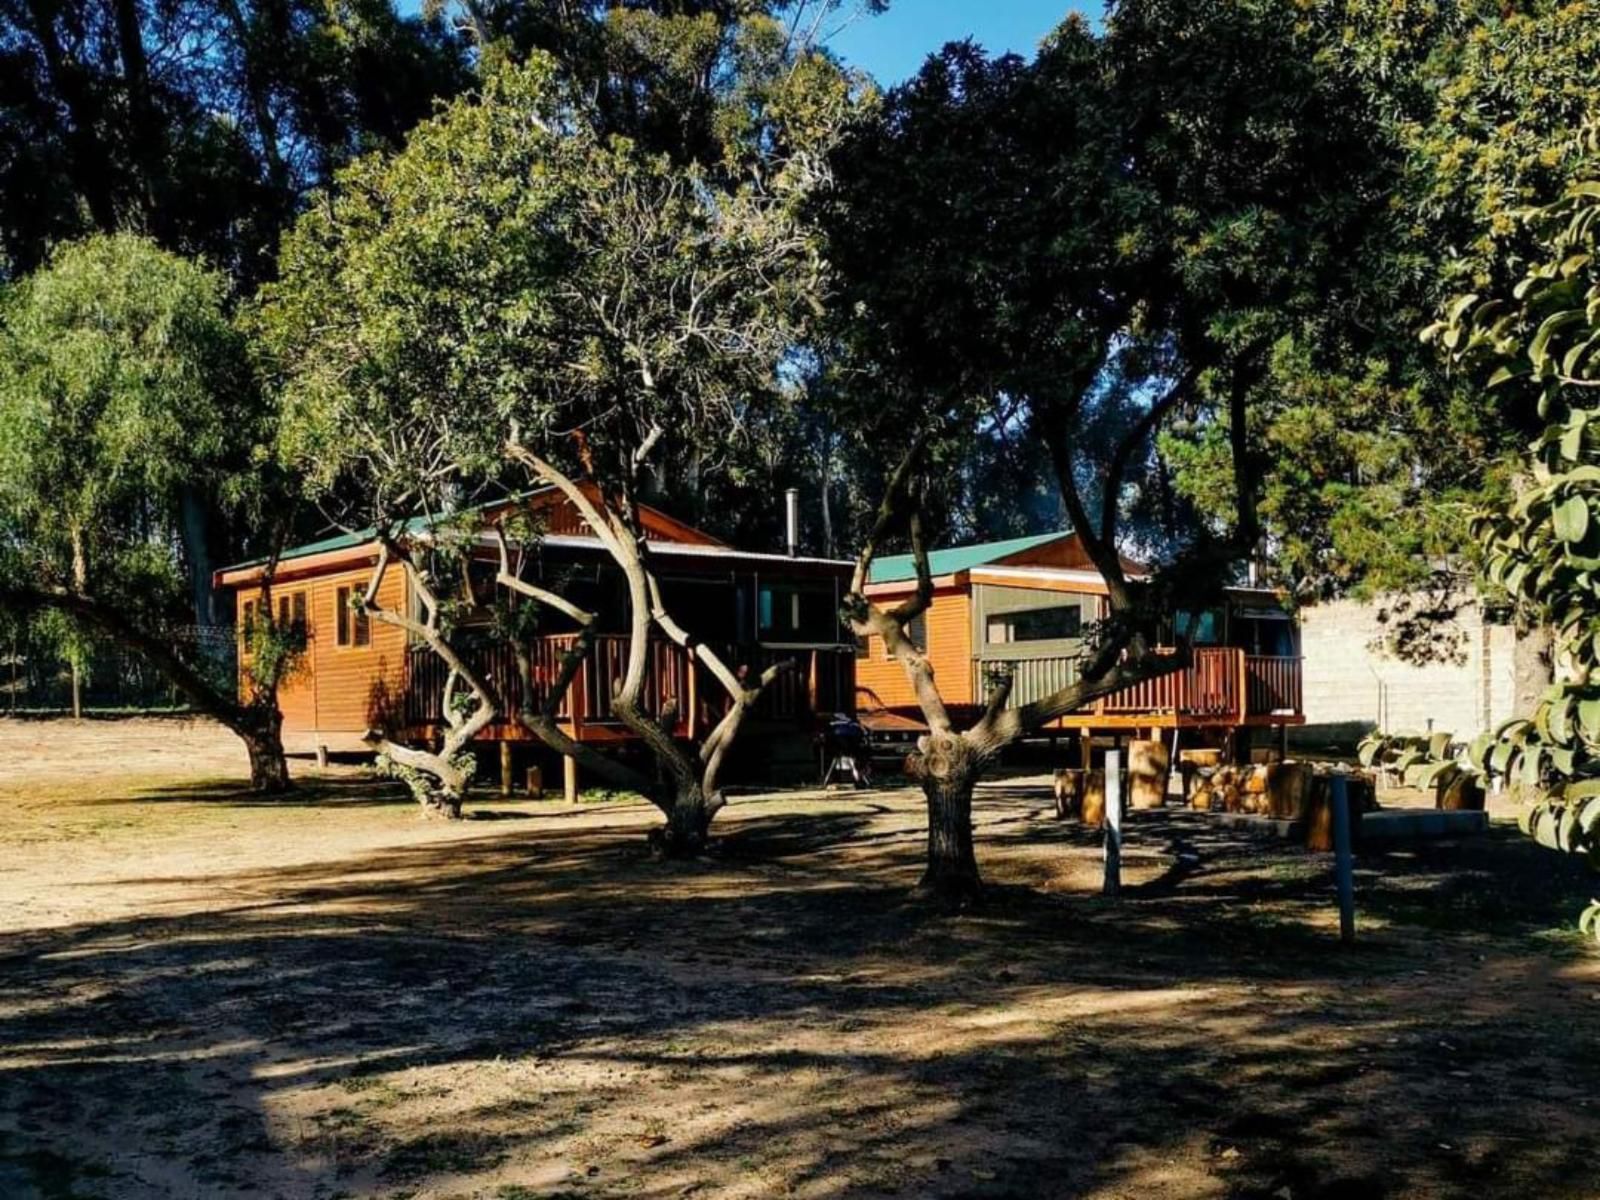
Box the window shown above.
[1175,608,1222,646]
[275,591,308,640]
[241,599,255,640]
[336,586,371,647]
[757,584,837,642]
[986,605,1081,645]
[884,612,928,659]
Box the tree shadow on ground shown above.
[0,785,1596,1198]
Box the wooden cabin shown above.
[855,532,1304,755]
[214,489,859,788]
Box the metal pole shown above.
[1331,773,1355,944]
[1104,748,1122,897]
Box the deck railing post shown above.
[570,641,586,741]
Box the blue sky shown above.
[824,1,1094,84]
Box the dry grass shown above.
[0,717,1597,1199]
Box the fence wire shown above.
[0,625,236,714]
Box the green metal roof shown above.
[220,512,451,574]
[867,531,1069,585]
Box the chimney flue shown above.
[784,487,799,557]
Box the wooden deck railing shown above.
[1244,654,1302,716]
[404,634,854,738]
[971,645,1302,722]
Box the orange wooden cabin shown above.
[214,489,860,785]
[855,532,1304,753]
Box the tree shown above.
[818,3,1430,901]
[1425,139,1600,914]
[817,28,1211,903]
[1155,0,1600,646]
[0,234,298,788]
[0,0,471,286]
[258,44,850,841]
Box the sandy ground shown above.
[0,717,1597,1200]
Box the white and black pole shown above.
[1104,748,1122,897]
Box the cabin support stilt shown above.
[500,741,514,797]
[1079,727,1093,771]
[563,754,579,805]
[315,744,328,769]
[1277,723,1288,762]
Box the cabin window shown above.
[908,611,927,650]
[1175,607,1223,646]
[757,584,835,642]
[985,605,1080,645]
[658,576,734,644]
[336,586,371,647]
[884,612,927,659]
[274,591,308,641]
[241,599,255,640]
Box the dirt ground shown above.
[0,718,1597,1200]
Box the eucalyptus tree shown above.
[260,41,853,842]
[819,3,1420,901]
[0,234,298,788]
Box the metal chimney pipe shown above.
[784,487,799,557]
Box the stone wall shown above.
[1292,596,1518,748]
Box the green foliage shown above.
[1,0,470,286]
[257,46,847,517]
[1430,136,1600,874]
[0,234,257,608]
[1159,2,1600,606]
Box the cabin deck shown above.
[860,646,1304,735]
[403,634,857,743]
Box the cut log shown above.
[1265,762,1315,820]
[1052,769,1082,819]
[1128,739,1170,810]
[1080,769,1108,828]
[1437,772,1485,812]
[1307,773,1377,851]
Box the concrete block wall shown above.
[1294,596,1517,746]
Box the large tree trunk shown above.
[179,486,218,627]
[652,787,717,858]
[369,736,474,819]
[246,738,290,792]
[244,724,290,793]
[913,732,983,906]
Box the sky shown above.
[823,1,1094,85]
